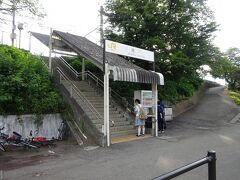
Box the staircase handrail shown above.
[84,71,135,113]
[56,67,103,123]
[58,56,81,78]
[59,56,135,113]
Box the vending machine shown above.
[134,90,153,110]
[134,90,173,122]
[134,90,153,129]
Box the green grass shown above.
[229,91,240,105]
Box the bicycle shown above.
[28,130,56,148]
[0,127,40,151]
[0,142,6,152]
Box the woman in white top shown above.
[134,99,145,136]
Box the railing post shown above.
[70,85,73,98]
[109,88,111,98]
[208,151,216,180]
[60,74,62,84]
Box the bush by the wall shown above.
[0,45,65,115]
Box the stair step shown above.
[94,121,132,130]
[96,125,134,132]
[111,129,137,138]
[61,78,136,138]
[95,112,120,116]
[112,121,131,126]
[111,125,134,131]
[111,117,127,122]
[88,113,123,119]
[74,95,103,100]
[91,116,128,124]
[84,108,120,114]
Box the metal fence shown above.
[152,151,216,180]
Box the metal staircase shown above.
[53,57,136,145]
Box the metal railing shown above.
[58,56,135,113]
[56,67,103,123]
[152,151,216,180]
[58,56,81,79]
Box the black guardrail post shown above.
[207,150,216,180]
[152,151,216,180]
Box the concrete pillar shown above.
[104,63,110,146]
[152,84,158,136]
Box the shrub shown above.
[229,91,240,105]
[0,45,65,114]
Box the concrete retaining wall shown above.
[172,83,208,118]
[0,114,63,139]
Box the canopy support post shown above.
[103,40,111,147]
[82,58,85,80]
[48,28,53,73]
[152,83,158,136]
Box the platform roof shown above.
[31,30,164,85]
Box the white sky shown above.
[208,0,240,51]
[1,0,239,52]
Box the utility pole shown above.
[1,31,3,44]
[11,3,16,46]
[28,32,32,52]
[100,6,104,47]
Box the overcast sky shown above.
[1,0,239,53]
[208,0,240,51]
[38,0,240,52]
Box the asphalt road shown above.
[1,86,240,180]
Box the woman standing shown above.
[134,99,145,136]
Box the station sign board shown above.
[105,40,154,62]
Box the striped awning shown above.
[111,66,164,85]
[31,30,164,85]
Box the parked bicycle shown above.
[0,142,6,152]
[28,130,56,148]
[0,127,39,152]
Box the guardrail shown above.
[152,151,216,180]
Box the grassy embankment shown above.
[229,91,240,105]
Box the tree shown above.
[226,47,240,68]
[210,48,240,90]
[104,0,219,103]
[0,0,45,46]
[0,45,64,114]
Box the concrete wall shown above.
[0,114,63,139]
[172,83,208,118]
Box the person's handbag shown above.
[138,105,148,120]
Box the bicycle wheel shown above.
[22,142,40,151]
[0,142,6,152]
